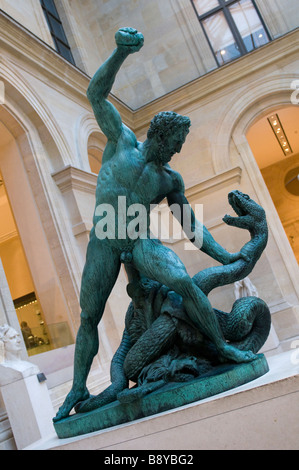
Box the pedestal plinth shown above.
[0,362,55,449]
[54,354,269,439]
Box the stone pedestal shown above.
[0,362,55,449]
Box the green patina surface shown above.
[54,354,268,439]
[53,28,271,435]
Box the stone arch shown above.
[0,69,81,340]
[88,131,106,174]
[229,79,299,305]
[76,113,107,173]
[212,74,298,173]
[209,73,299,349]
[0,57,73,171]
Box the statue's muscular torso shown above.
[93,126,184,249]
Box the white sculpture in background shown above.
[0,324,38,376]
[0,324,55,449]
[234,277,258,300]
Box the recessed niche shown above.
[285,167,299,196]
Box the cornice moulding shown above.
[0,230,18,244]
[185,166,242,201]
[52,164,242,203]
[52,165,97,195]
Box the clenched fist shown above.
[115,27,144,54]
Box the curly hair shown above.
[146,111,191,164]
[147,111,191,140]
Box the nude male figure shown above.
[54,28,256,421]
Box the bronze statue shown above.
[54,28,270,423]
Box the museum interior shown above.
[0,0,298,450]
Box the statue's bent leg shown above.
[132,239,257,364]
[54,235,120,421]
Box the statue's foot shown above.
[218,343,258,364]
[53,388,90,422]
[117,387,144,403]
[117,380,165,404]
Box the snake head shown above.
[223,190,266,230]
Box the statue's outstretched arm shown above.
[86,28,144,142]
[167,190,240,265]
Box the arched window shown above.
[88,147,102,175]
[87,132,106,175]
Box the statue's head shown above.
[0,324,22,363]
[147,111,191,164]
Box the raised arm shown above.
[167,189,240,265]
[86,28,144,142]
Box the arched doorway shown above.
[0,92,75,357]
[229,91,299,349]
[0,170,51,355]
[246,105,299,264]
[222,79,299,298]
